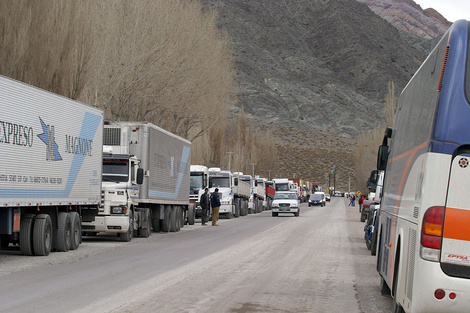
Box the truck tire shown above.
[20,214,36,256]
[161,207,170,232]
[152,217,160,233]
[174,207,181,232]
[33,214,53,256]
[234,201,240,218]
[169,206,177,232]
[53,212,72,252]
[120,211,133,242]
[151,206,161,232]
[138,209,151,238]
[187,204,195,225]
[179,207,184,229]
[243,199,248,216]
[69,212,81,250]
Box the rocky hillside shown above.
[357,0,451,39]
[199,0,450,190]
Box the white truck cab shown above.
[82,146,143,241]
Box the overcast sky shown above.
[413,0,470,22]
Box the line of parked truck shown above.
[0,75,309,257]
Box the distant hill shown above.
[357,0,451,39]
[199,0,451,189]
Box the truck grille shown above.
[279,203,290,207]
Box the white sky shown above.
[413,0,470,22]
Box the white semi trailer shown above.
[0,75,103,255]
[81,121,191,240]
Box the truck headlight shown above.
[111,206,124,214]
[272,203,279,208]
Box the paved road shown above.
[0,198,392,313]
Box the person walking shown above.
[200,188,210,226]
[210,188,221,226]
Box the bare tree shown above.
[0,1,95,99]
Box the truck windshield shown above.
[275,183,289,191]
[102,159,129,183]
[190,173,204,191]
[209,176,230,188]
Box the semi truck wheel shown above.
[120,211,133,242]
[169,206,177,232]
[179,207,184,229]
[187,204,195,225]
[69,212,81,250]
[161,206,170,232]
[20,214,36,256]
[174,207,181,232]
[234,202,240,218]
[33,214,53,256]
[54,212,72,252]
[138,209,151,238]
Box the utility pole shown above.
[250,163,256,177]
[267,170,272,180]
[226,152,233,172]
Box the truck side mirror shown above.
[136,168,144,185]
[254,180,258,186]
[377,145,389,171]
[234,178,238,186]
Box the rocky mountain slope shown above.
[357,0,451,39]
[200,0,450,189]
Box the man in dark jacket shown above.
[199,188,210,226]
[210,188,221,226]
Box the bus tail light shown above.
[420,206,444,261]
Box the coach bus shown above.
[376,20,470,313]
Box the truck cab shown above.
[190,165,209,221]
[208,168,235,218]
[82,147,143,241]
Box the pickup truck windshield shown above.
[275,193,296,200]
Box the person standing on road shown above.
[358,195,364,212]
[200,188,210,226]
[348,194,356,206]
[210,188,221,226]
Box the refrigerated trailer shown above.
[81,121,191,240]
[0,75,103,256]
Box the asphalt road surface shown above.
[0,197,392,313]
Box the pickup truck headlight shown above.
[272,202,279,208]
[111,206,124,214]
